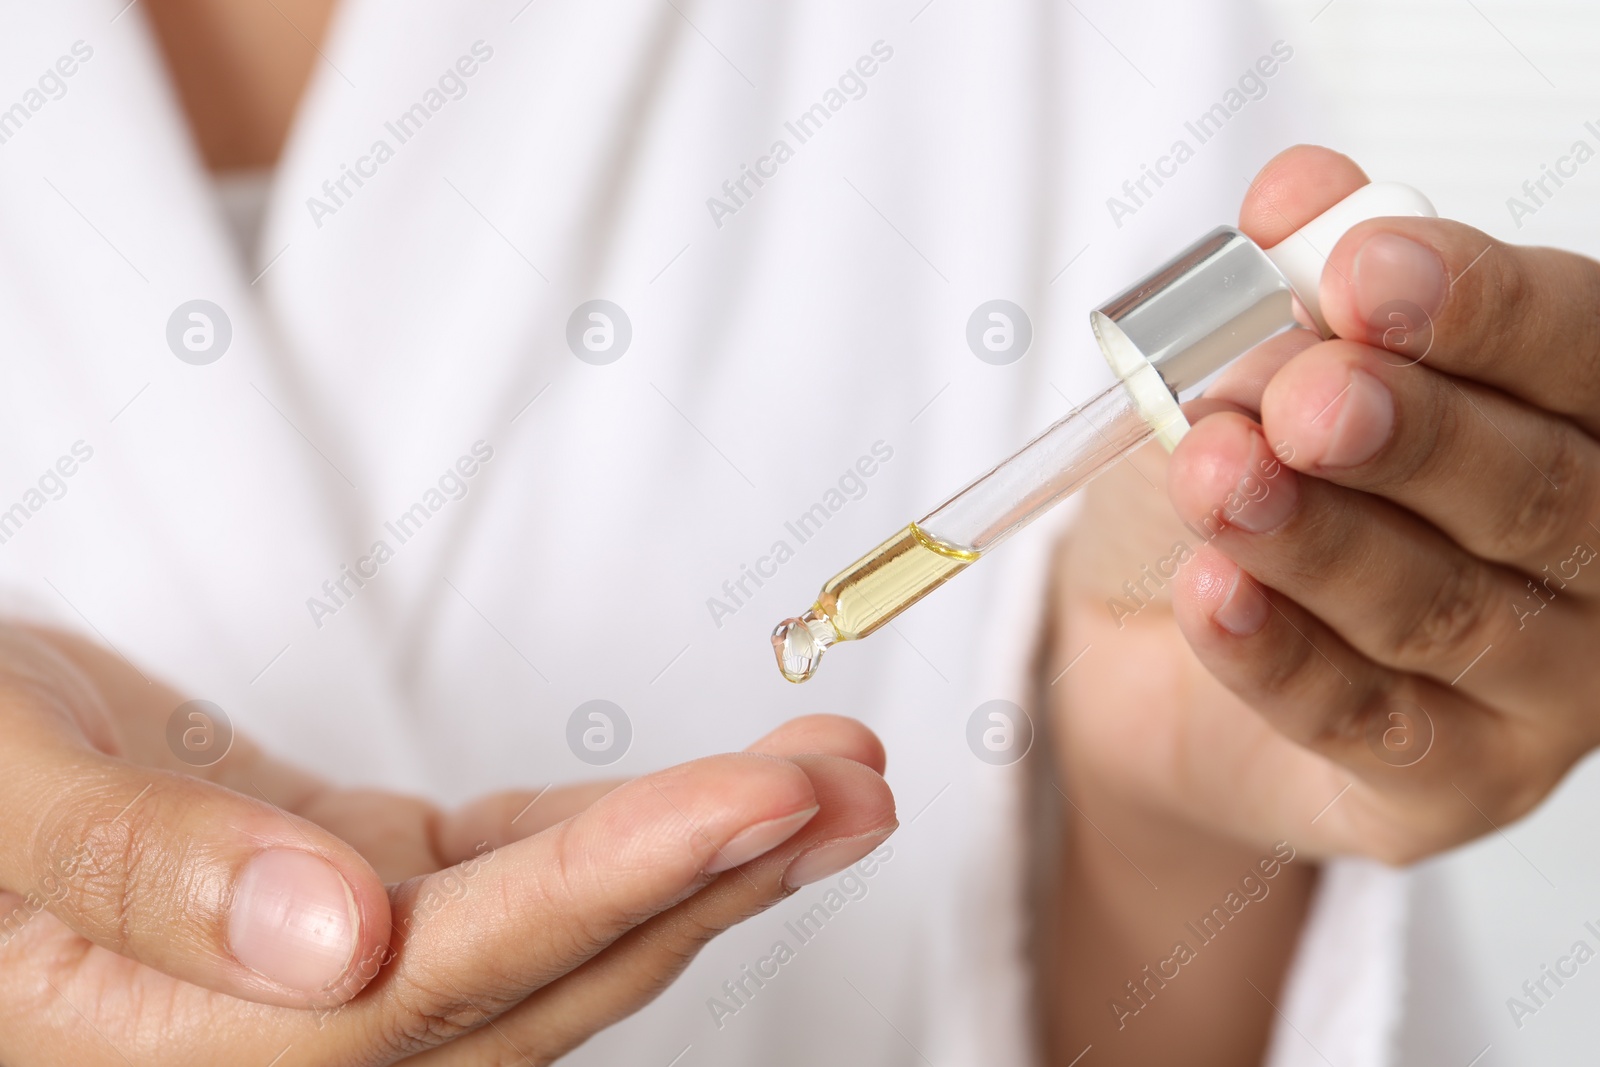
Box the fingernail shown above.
[1224,437,1298,534]
[229,850,358,995]
[1214,569,1269,636]
[707,806,818,874]
[1317,369,1394,469]
[1354,233,1448,333]
[783,826,895,890]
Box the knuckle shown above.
[1312,677,1392,753]
[1249,624,1321,704]
[541,820,619,950]
[632,928,714,996]
[546,814,668,942]
[1469,246,1529,355]
[380,970,494,1052]
[1482,428,1588,561]
[1391,555,1497,665]
[29,780,161,951]
[1378,375,1457,491]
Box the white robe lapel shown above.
[0,0,427,780]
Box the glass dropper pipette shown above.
[772,182,1437,683]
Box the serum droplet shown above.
[772,609,836,683]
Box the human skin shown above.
[143,0,335,170]
[30,5,1600,1064]
[1045,144,1600,1064]
[0,626,896,1064]
[0,5,896,1063]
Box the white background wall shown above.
[1260,0,1600,249]
[1252,2,1600,1063]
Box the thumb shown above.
[0,723,392,1008]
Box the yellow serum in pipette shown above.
[772,523,978,683]
[819,523,977,639]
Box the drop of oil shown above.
[771,608,836,683]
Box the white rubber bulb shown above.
[1263,181,1437,337]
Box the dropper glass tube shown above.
[771,181,1438,684]
[772,381,1174,683]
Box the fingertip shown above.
[19,757,396,1009]
[784,753,896,839]
[688,751,823,811]
[1241,144,1370,246]
[1167,411,1260,520]
[224,808,396,1008]
[1172,545,1270,642]
[227,847,384,1006]
[777,755,896,889]
[1261,341,1395,472]
[629,752,823,855]
[328,851,395,1004]
[1170,412,1299,536]
[1212,568,1272,638]
[1174,541,1236,610]
[706,805,819,874]
[746,714,887,774]
[1319,217,1454,349]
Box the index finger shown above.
[431,713,887,860]
[339,752,830,1051]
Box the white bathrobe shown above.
[0,1,1402,1063]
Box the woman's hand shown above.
[1056,143,1600,863]
[0,626,895,1065]
[1041,144,1600,1065]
